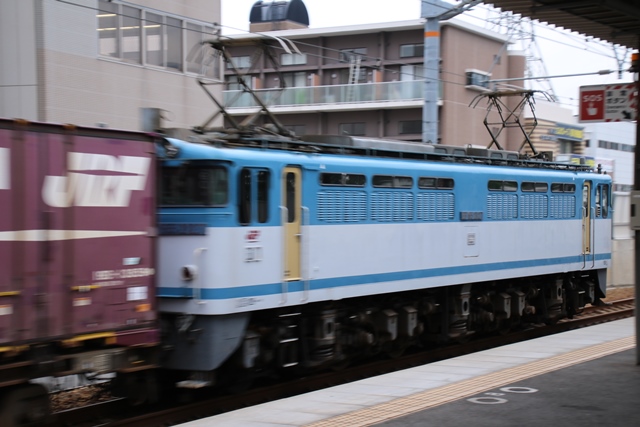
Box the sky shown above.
[220,0,636,114]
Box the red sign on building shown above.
[579,83,636,122]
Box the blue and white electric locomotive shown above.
[156,134,611,387]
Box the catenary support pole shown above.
[635,48,640,365]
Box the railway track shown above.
[49,298,635,427]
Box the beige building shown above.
[0,0,222,131]
[223,16,526,149]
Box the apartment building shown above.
[223,10,527,149]
[0,0,222,130]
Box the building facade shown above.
[0,0,222,131]
[223,17,526,148]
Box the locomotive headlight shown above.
[181,265,198,282]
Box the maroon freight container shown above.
[0,119,158,385]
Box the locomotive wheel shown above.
[0,383,50,427]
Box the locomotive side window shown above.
[419,177,436,188]
[160,164,228,206]
[418,177,454,189]
[551,183,576,193]
[488,180,517,192]
[373,175,413,188]
[320,173,365,187]
[522,182,548,192]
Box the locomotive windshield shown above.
[159,163,228,206]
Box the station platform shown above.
[179,318,637,427]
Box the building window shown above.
[400,64,424,81]
[340,48,367,62]
[400,43,424,58]
[228,55,252,69]
[399,120,422,135]
[338,68,367,84]
[98,1,140,61]
[282,72,307,87]
[150,15,182,71]
[282,53,307,65]
[339,122,366,136]
[465,69,490,90]
[97,1,215,77]
[227,76,252,91]
[559,140,573,154]
[97,2,118,58]
[186,23,219,79]
[121,6,142,63]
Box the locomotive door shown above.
[282,167,301,281]
[582,181,592,255]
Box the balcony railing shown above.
[223,80,427,109]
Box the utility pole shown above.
[631,49,640,365]
[421,0,482,144]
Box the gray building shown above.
[0,0,222,130]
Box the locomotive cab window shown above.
[160,163,228,206]
[596,183,610,218]
[602,184,610,218]
[238,168,271,225]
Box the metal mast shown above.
[485,11,558,100]
[421,0,482,144]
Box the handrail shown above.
[581,206,587,269]
[280,206,288,305]
[193,247,207,302]
[301,206,310,303]
[591,207,596,268]
[223,80,426,109]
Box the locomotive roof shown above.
[160,133,602,176]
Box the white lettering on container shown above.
[127,286,148,301]
[42,152,150,208]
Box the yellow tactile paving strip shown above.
[305,336,635,427]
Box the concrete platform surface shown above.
[178,318,636,427]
